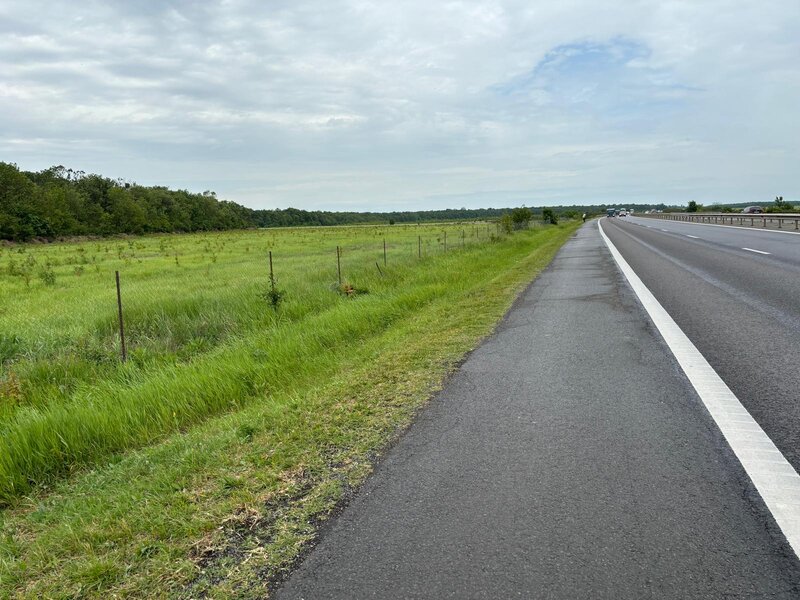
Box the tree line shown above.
[0,163,535,242]
[4,162,668,242]
[0,163,260,241]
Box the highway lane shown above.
[627,215,800,263]
[602,216,800,474]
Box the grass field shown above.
[0,219,580,597]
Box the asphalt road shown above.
[274,223,800,599]
[603,216,800,474]
[626,215,800,263]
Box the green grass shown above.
[0,223,501,500]
[0,220,580,597]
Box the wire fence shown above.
[0,222,513,393]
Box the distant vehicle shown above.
[742,206,764,214]
[607,208,616,217]
[619,209,628,217]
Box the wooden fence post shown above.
[115,271,127,362]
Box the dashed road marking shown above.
[742,247,771,255]
[598,220,800,559]
[686,235,700,239]
[629,218,800,236]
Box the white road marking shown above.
[598,220,800,559]
[742,247,771,255]
[661,229,669,232]
[686,235,700,239]
[631,218,800,236]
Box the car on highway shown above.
[606,208,616,217]
[619,209,628,217]
[742,206,764,214]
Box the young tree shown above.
[511,207,533,227]
[541,208,558,225]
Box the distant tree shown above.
[766,195,795,213]
[687,200,698,213]
[511,207,533,228]
[499,214,513,233]
[0,162,44,240]
[108,188,146,234]
[541,208,558,225]
[774,196,792,210]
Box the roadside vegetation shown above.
[1,219,580,597]
[684,196,797,213]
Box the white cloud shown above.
[0,0,798,209]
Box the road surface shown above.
[604,215,800,473]
[274,221,800,599]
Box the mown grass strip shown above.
[0,222,579,598]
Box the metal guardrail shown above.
[639,212,800,231]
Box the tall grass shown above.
[0,222,543,503]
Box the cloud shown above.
[490,36,703,134]
[0,0,798,209]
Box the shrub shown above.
[542,208,558,225]
[765,196,795,213]
[511,207,533,228]
[38,266,56,286]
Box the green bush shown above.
[765,196,796,213]
[511,207,533,228]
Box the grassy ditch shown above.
[0,221,580,597]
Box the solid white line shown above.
[598,220,800,558]
[742,247,771,255]
[686,235,700,239]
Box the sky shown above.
[1,1,798,211]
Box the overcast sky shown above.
[1,1,798,211]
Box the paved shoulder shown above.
[275,224,800,599]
